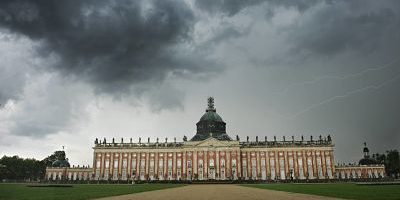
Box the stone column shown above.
[256,151,260,178]
[173,152,177,180]
[204,151,208,179]
[119,152,123,178]
[183,151,186,176]
[216,150,220,179]
[321,151,326,178]
[226,151,230,178]
[247,151,251,178]
[194,150,198,175]
[266,150,270,179]
[164,152,167,179]
[284,151,288,180]
[92,151,96,176]
[293,150,298,178]
[101,152,105,177]
[110,153,114,178]
[237,150,241,178]
[127,153,132,178]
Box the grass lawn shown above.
[243,183,400,200]
[0,183,184,200]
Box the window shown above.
[96,160,101,168]
[177,160,181,168]
[307,157,313,178]
[114,160,118,168]
[168,159,173,168]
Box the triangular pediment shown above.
[196,137,223,147]
[185,137,236,147]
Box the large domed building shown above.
[46,97,385,181]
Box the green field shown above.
[0,183,184,200]
[243,183,400,200]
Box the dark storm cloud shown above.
[195,0,318,16]
[197,0,400,59]
[0,0,216,97]
[195,0,265,16]
[286,1,400,57]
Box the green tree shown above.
[0,151,68,181]
[385,150,400,178]
[0,156,45,181]
[373,150,400,178]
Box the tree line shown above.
[372,149,400,178]
[0,151,66,181]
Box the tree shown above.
[373,150,400,178]
[385,150,400,178]
[0,156,45,181]
[0,151,69,181]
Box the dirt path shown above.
[94,184,343,200]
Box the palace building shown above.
[45,97,385,181]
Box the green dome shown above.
[200,111,224,122]
[52,159,70,168]
[191,97,231,141]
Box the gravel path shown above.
[94,184,343,200]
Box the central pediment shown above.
[184,137,239,148]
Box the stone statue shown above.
[283,136,286,141]
[265,136,267,142]
[165,137,168,143]
[274,136,276,142]
[174,137,176,143]
[319,135,322,141]
[292,135,294,142]
[112,138,115,144]
[310,135,313,141]
[183,135,187,141]
[157,137,159,143]
[301,135,304,141]
[256,136,258,143]
[246,136,249,143]
[94,138,98,144]
[236,135,240,141]
[130,138,132,143]
[139,137,141,144]
[327,134,332,142]
[121,138,123,143]
[148,137,150,143]
[103,138,106,144]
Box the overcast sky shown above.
[0,0,399,166]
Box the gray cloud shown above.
[0,73,93,138]
[0,0,218,98]
[0,31,37,107]
[285,1,400,57]
[195,0,265,16]
[195,0,318,16]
